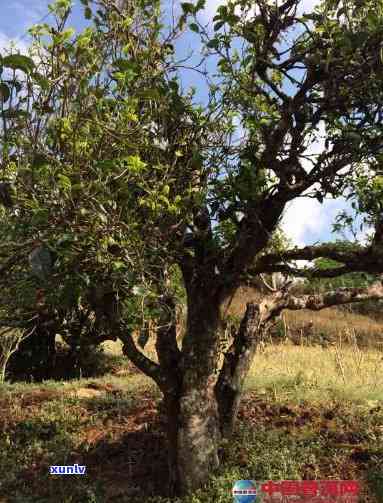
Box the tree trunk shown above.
[163,382,221,496]
[170,294,267,493]
[163,391,181,496]
[177,382,221,493]
[121,281,272,496]
[216,303,261,437]
[173,288,223,495]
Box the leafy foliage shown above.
[0,0,383,420]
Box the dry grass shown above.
[2,287,383,502]
[100,286,383,405]
[225,286,383,350]
[102,287,383,404]
[222,286,383,402]
[246,339,383,403]
[284,309,383,349]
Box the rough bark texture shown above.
[163,391,181,496]
[175,288,222,494]
[122,275,383,496]
[215,303,261,437]
[177,382,220,494]
[154,296,183,495]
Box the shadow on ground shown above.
[0,385,382,502]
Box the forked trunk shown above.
[161,292,268,495]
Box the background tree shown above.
[3,0,383,496]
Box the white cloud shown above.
[281,196,351,247]
[0,32,29,54]
[297,0,321,14]
[281,197,322,247]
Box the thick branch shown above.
[218,196,286,296]
[253,277,383,322]
[119,329,166,389]
[215,303,261,436]
[255,243,370,269]
[245,263,351,280]
[155,295,182,393]
[283,280,383,311]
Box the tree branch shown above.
[215,303,261,436]
[286,281,383,310]
[119,329,166,389]
[255,276,383,321]
[255,243,369,269]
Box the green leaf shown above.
[96,160,115,172]
[125,155,147,173]
[2,54,35,73]
[2,109,29,119]
[58,27,75,43]
[136,88,161,100]
[31,72,50,90]
[112,261,125,271]
[178,14,187,30]
[113,58,138,72]
[189,23,200,33]
[169,80,179,93]
[32,154,49,169]
[0,83,10,102]
[301,13,323,22]
[214,21,225,31]
[181,2,195,14]
[206,38,219,50]
[132,285,146,296]
[57,174,72,191]
[84,6,92,19]
[57,233,74,246]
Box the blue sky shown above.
[0,0,369,249]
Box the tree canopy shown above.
[2,0,383,495]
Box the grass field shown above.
[1,291,383,502]
[0,338,382,502]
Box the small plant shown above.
[0,327,33,383]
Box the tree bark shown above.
[215,303,261,437]
[126,275,383,496]
[174,288,223,495]
[163,390,181,496]
[177,381,221,494]
[161,381,220,497]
